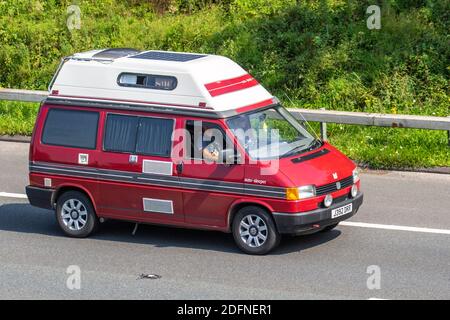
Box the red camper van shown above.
[26,49,363,254]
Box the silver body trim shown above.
[143,198,174,214]
[142,160,173,176]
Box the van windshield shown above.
[226,106,321,160]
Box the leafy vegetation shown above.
[0,0,448,168]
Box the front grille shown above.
[316,176,353,196]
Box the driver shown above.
[196,125,222,162]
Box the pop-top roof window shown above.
[118,73,177,90]
[130,51,206,62]
[93,48,140,59]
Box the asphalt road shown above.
[0,141,449,299]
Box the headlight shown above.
[352,168,360,183]
[324,194,333,207]
[286,185,316,200]
[351,184,358,197]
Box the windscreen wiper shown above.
[281,139,322,158]
[281,143,309,158]
[305,139,322,152]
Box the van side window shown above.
[42,108,99,149]
[104,114,139,153]
[136,117,173,157]
[104,114,173,157]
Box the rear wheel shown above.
[56,191,98,238]
[232,206,280,255]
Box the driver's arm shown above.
[203,147,219,162]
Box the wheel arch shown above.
[53,184,97,213]
[226,199,274,232]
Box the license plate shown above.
[331,203,352,219]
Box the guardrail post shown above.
[448,116,450,146]
[320,122,327,141]
[448,130,449,146]
[320,108,327,141]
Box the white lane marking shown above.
[340,221,450,235]
[0,192,28,199]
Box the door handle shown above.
[176,162,183,174]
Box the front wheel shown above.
[56,191,99,238]
[232,206,280,255]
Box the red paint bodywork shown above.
[29,103,358,233]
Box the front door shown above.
[177,119,244,228]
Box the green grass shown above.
[0,0,448,168]
[0,101,40,135]
[303,121,450,169]
[328,125,449,169]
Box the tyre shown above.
[55,191,99,238]
[232,206,280,255]
[320,222,339,232]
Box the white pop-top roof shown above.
[49,48,275,115]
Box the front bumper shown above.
[273,192,363,235]
[25,185,55,210]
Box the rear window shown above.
[103,114,139,153]
[104,114,174,157]
[42,108,99,149]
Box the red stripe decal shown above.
[236,98,274,113]
[205,74,259,97]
